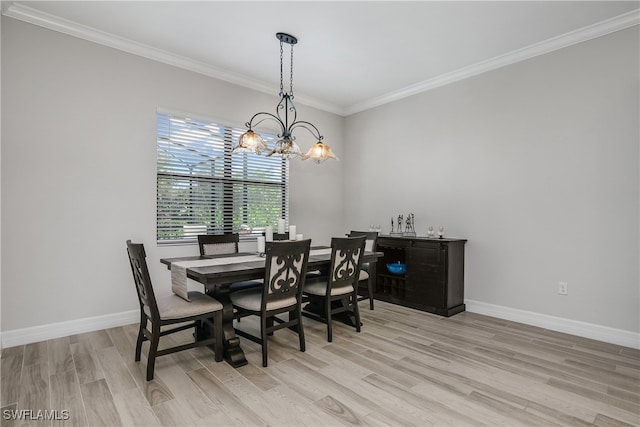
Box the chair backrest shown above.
[272,233,289,241]
[126,240,159,321]
[348,230,378,252]
[197,233,239,256]
[262,240,311,311]
[329,236,367,289]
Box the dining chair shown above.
[126,240,224,381]
[348,230,379,310]
[303,235,366,342]
[230,239,311,367]
[197,233,263,292]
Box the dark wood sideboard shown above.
[373,235,467,317]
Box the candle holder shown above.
[257,236,266,256]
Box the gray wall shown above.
[1,18,345,331]
[344,27,639,333]
[0,14,3,346]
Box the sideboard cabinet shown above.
[374,235,466,317]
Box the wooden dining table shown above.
[161,247,383,367]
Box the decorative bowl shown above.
[387,262,406,275]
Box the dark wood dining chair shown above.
[126,240,224,381]
[348,230,379,310]
[303,236,366,342]
[230,239,311,367]
[197,233,263,292]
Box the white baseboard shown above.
[465,299,640,350]
[1,310,139,349]
[2,302,638,350]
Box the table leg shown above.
[207,285,248,368]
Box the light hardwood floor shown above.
[1,301,639,426]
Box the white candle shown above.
[296,234,303,241]
[277,219,285,234]
[289,225,297,240]
[265,226,273,242]
[257,236,265,254]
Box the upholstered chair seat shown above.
[230,289,297,312]
[303,276,353,297]
[144,291,223,320]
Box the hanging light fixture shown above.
[233,32,338,163]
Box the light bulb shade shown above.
[233,130,267,155]
[267,137,303,159]
[304,141,338,164]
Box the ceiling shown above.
[4,1,639,116]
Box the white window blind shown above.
[157,111,289,244]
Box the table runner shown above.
[171,248,333,300]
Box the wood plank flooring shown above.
[1,301,638,426]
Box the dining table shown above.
[160,247,383,367]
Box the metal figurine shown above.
[402,213,415,236]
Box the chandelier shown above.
[233,32,338,163]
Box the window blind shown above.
[157,112,289,244]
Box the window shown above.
[156,111,288,244]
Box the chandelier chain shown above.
[279,41,284,94]
[290,44,294,96]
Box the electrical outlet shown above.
[558,281,568,295]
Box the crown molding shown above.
[4,4,637,117]
[344,8,640,116]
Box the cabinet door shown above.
[406,245,447,308]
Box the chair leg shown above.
[296,307,306,352]
[326,296,333,343]
[146,333,160,381]
[135,321,144,362]
[266,316,274,336]
[261,314,269,367]
[353,291,362,333]
[367,277,374,310]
